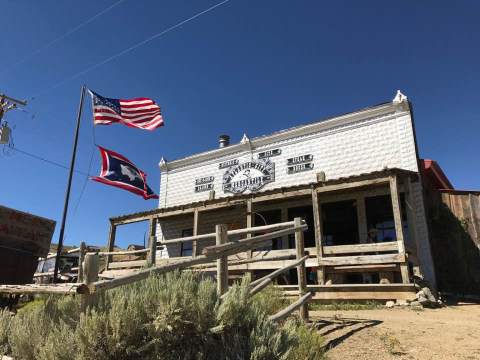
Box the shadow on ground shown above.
[312,316,382,350]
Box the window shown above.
[255,210,282,249]
[288,206,315,248]
[322,200,359,245]
[365,194,408,242]
[180,229,193,256]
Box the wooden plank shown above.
[405,177,420,263]
[294,217,308,320]
[93,249,149,256]
[318,253,404,266]
[77,241,86,283]
[108,259,147,269]
[246,198,253,261]
[311,187,325,285]
[216,224,228,296]
[0,283,80,295]
[251,189,311,204]
[389,175,409,284]
[316,177,390,194]
[249,255,308,288]
[269,292,312,322]
[323,241,398,255]
[326,264,399,273]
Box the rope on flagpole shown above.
[30,0,231,99]
[0,0,127,77]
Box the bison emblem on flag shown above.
[91,146,158,200]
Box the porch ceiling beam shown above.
[316,176,390,194]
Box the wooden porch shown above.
[105,168,422,301]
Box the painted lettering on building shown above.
[219,159,239,169]
[287,154,313,165]
[258,149,281,159]
[287,162,314,174]
[223,160,275,194]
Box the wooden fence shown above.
[0,218,312,322]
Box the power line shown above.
[11,147,93,177]
[0,0,127,77]
[31,0,231,99]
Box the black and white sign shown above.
[195,183,214,192]
[195,176,214,185]
[258,149,281,159]
[219,159,239,169]
[223,160,275,194]
[287,154,313,165]
[287,162,314,174]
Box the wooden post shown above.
[246,198,253,278]
[192,209,199,258]
[77,241,86,283]
[311,187,325,285]
[389,175,409,284]
[105,221,117,271]
[147,217,157,266]
[405,177,421,276]
[216,224,229,296]
[81,253,99,311]
[294,217,308,321]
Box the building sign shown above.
[287,154,313,165]
[0,205,56,257]
[195,183,214,192]
[223,160,275,194]
[258,148,281,159]
[195,176,214,185]
[287,162,314,174]
[219,159,239,169]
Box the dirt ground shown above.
[310,304,480,360]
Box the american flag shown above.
[88,89,164,131]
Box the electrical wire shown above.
[11,147,93,177]
[31,0,231,99]
[0,0,127,77]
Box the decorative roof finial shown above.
[241,133,250,144]
[393,90,408,103]
[159,157,168,171]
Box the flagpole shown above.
[53,85,86,283]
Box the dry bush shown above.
[0,271,325,360]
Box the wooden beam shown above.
[326,264,399,273]
[82,253,99,311]
[246,198,253,260]
[405,177,420,263]
[251,189,311,204]
[316,177,390,194]
[318,253,404,266]
[105,221,117,271]
[249,255,308,288]
[93,248,149,256]
[322,241,398,255]
[311,187,325,285]
[192,208,199,258]
[0,283,80,295]
[216,224,229,296]
[269,292,312,322]
[108,260,147,269]
[389,174,409,284]
[294,217,308,321]
[147,217,157,266]
[77,241,86,283]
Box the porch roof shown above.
[110,168,418,225]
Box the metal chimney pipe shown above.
[218,135,230,148]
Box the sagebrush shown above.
[0,271,324,360]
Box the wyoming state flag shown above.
[91,146,158,200]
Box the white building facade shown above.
[156,92,436,287]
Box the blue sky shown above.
[1,0,479,249]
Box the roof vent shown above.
[218,135,230,148]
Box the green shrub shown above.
[0,271,325,360]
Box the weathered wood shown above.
[93,248,149,256]
[318,253,404,266]
[305,283,417,301]
[294,217,308,321]
[269,292,312,322]
[326,264,399,273]
[192,208,199,258]
[389,175,409,284]
[77,241,86,283]
[105,221,117,271]
[323,241,398,255]
[0,283,80,295]
[157,221,297,245]
[316,177,390,194]
[202,224,307,257]
[216,224,229,296]
[405,177,420,260]
[82,253,99,310]
[311,187,325,285]
[108,259,147,269]
[148,217,157,266]
[246,198,253,261]
[248,255,309,296]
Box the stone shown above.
[396,299,408,306]
[385,301,395,308]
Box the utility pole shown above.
[0,93,27,145]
